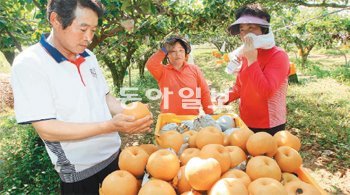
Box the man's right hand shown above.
[109,114,153,134]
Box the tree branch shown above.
[32,0,45,10]
[89,25,124,50]
[5,27,22,51]
[294,0,349,8]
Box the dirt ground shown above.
[1,73,349,194]
[298,137,350,194]
[0,73,13,112]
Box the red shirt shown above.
[228,46,290,128]
[146,50,214,115]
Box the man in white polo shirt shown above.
[10,0,153,194]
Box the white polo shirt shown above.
[11,35,121,183]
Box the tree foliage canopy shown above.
[0,0,348,90]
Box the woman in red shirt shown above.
[146,35,214,115]
[219,4,290,135]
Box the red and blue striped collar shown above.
[39,34,90,63]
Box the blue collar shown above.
[39,34,90,63]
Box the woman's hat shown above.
[164,35,191,54]
[228,15,270,35]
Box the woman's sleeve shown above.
[227,75,241,104]
[145,50,166,81]
[243,51,289,99]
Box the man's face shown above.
[54,6,98,55]
[239,23,263,39]
[167,42,187,67]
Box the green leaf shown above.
[150,3,157,15]
[121,0,131,11]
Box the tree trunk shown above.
[295,42,314,68]
[113,65,128,95]
[139,65,145,79]
[102,58,127,95]
[211,42,221,51]
[99,44,137,94]
[302,45,314,68]
[128,66,132,87]
[301,54,308,68]
[3,50,15,65]
[5,28,23,52]
[336,48,348,66]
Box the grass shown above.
[287,78,350,170]
[0,112,59,194]
[316,47,350,56]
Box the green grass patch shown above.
[316,47,350,55]
[287,78,350,169]
[0,66,10,74]
[0,113,59,194]
[290,56,350,85]
[303,63,350,84]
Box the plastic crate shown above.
[154,113,328,194]
[296,167,328,195]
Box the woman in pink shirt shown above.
[219,4,290,135]
[146,35,214,115]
